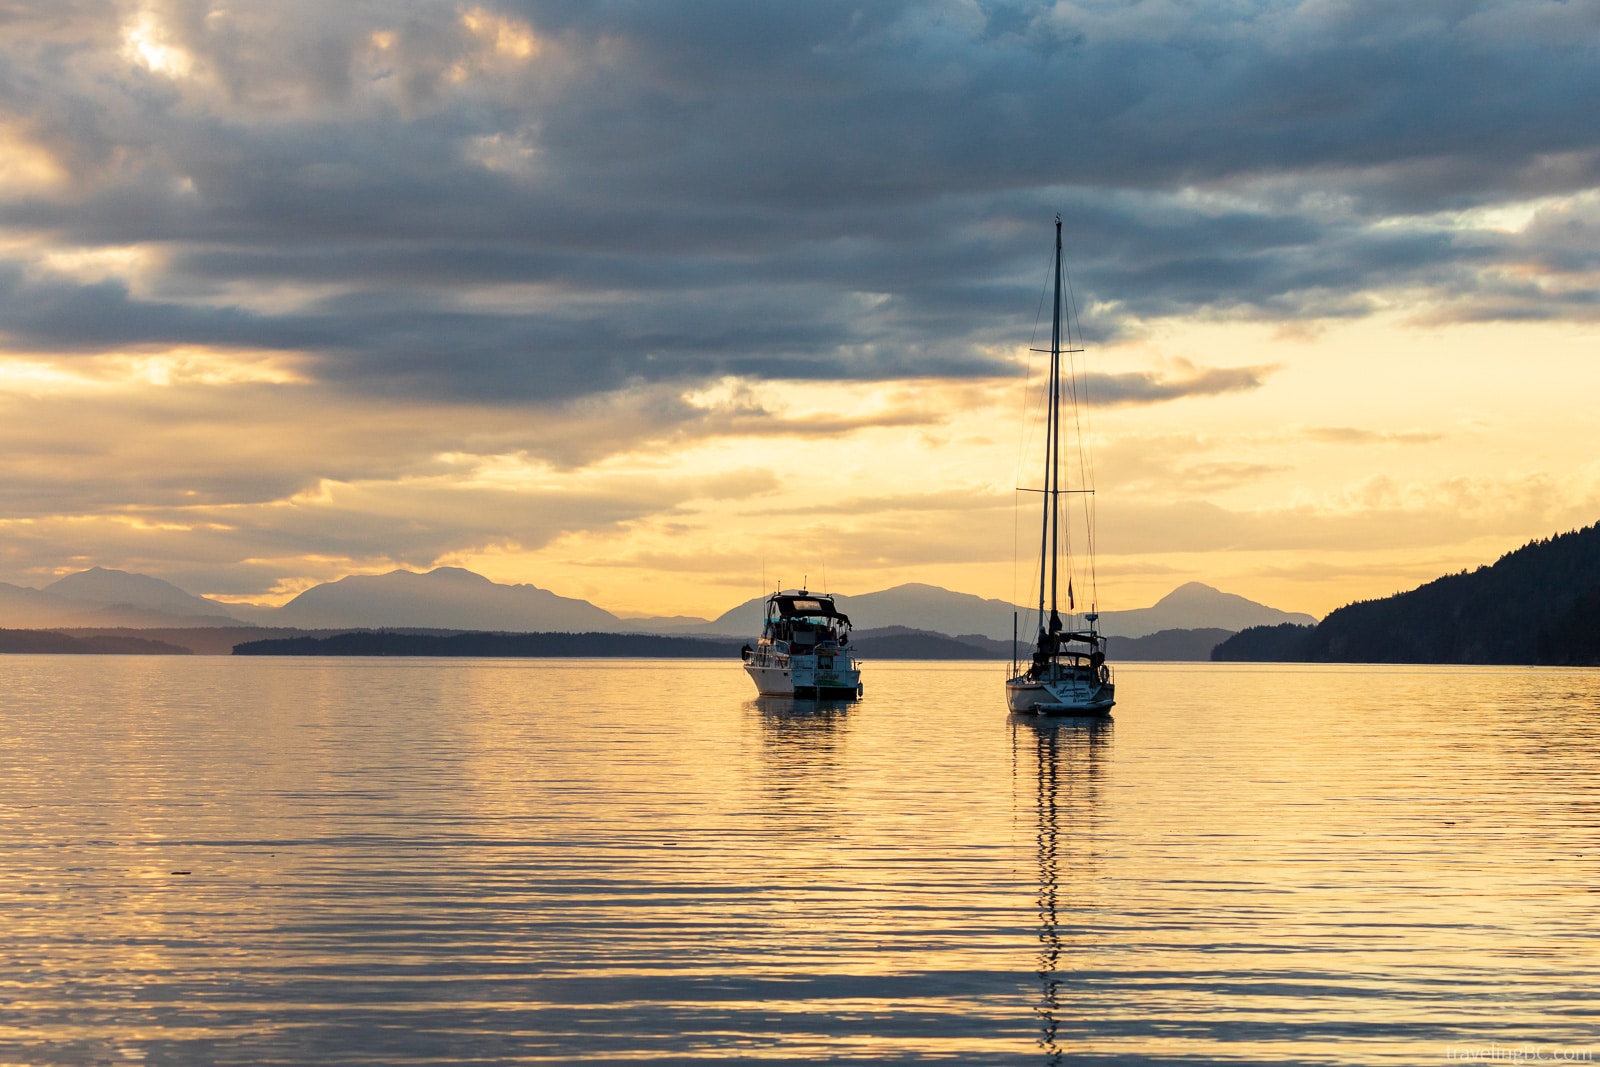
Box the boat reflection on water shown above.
[750,696,854,822]
[1014,713,1111,1065]
[753,696,853,762]
[751,694,857,718]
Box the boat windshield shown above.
[770,595,849,625]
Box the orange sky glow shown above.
[2,3,1596,620]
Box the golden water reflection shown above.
[1016,715,1111,1066]
[4,658,1600,1063]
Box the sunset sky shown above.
[2,0,1597,620]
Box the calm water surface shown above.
[3,658,1599,1064]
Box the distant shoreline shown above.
[233,631,748,658]
[1,624,1247,661]
[0,628,194,655]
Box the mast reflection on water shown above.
[1016,715,1111,1065]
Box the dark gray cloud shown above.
[1,0,1597,408]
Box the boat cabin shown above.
[1027,629,1108,680]
[759,591,853,650]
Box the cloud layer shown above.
[5,1,1596,399]
[1,1,1597,607]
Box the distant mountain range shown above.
[24,522,1600,664]
[699,580,1312,639]
[0,567,239,629]
[1098,583,1317,639]
[0,565,1313,645]
[234,631,746,659]
[1212,521,1600,665]
[229,625,1242,662]
[254,567,621,631]
[846,626,1239,661]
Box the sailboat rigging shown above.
[1006,216,1115,715]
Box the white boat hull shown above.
[1006,674,1114,715]
[745,658,862,699]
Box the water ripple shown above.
[2,658,1599,1063]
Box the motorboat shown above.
[742,589,863,699]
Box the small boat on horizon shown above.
[742,589,863,700]
[1006,216,1115,716]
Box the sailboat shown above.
[1006,216,1115,715]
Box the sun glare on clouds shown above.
[0,123,66,191]
[460,8,543,62]
[121,8,193,79]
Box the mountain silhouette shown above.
[0,568,241,629]
[0,582,87,628]
[1,564,1313,643]
[1104,582,1316,638]
[703,580,1312,639]
[45,567,237,619]
[266,567,623,631]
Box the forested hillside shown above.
[1211,623,1314,662]
[1213,522,1600,665]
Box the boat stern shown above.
[1006,673,1114,715]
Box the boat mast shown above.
[1035,221,1055,640]
[1048,215,1064,637]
